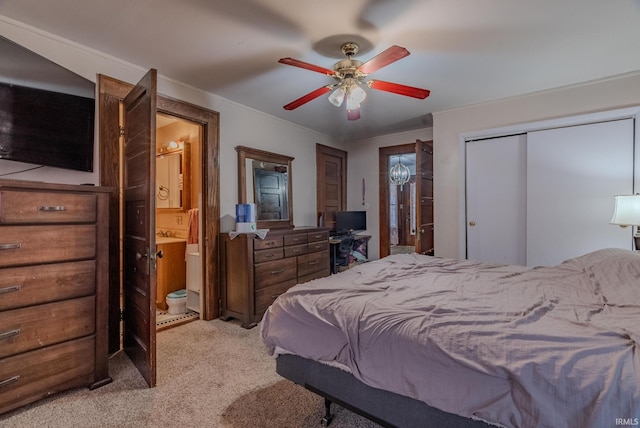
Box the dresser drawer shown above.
[307,240,329,253]
[0,225,96,268]
[254,280,297,315]
[284,234,308,246]
[297,251,329,277]
[0,260,95,312]
[0,190,97,224]
[284,243,307,258]
[254,247,283,264]
[254,258,296,289]
[0,296,95,358]
[308,230,329,242]
[0,336,95,414]
[299,267,331,284]
[254,236,283,250]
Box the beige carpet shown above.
[0,319,380,427]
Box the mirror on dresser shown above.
[156,142,191,211]
[236,146,294,229]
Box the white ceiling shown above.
[2,0,640,142]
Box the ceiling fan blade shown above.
[278,57,335,76]
[347,108,361,121]
[368,80,430,99]
[358,45,410,74]
[283,86,332,110]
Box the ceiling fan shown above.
[278,42,430,121]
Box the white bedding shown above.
[261,248,640,428]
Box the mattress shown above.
[261,248,640,428]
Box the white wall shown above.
[0,16,341,231]
[433,72,640,259]
[347,128,433,260]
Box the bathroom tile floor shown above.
[156,309,199,331]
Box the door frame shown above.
[379,143,416,258]
[98,74,220,354]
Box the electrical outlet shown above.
[176,216,183,225]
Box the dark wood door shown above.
[122,69,157,387]
[415,139,434,255]
[316,144,347,231]
[255,169,288,220]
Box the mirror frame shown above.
[236,145,294,229]
[156,142,191,212]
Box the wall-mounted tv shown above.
[0,82,94,171]
[335,210,367,234]
[0,35,95,173]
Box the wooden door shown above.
[255,169,288,220]
[316,144,347,231]
[415,140,434,255]
[122,69,157,387]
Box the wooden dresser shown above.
[220,227,330,328]
[0,179,112,414]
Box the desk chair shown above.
[334,237,354,270]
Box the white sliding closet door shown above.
[466,134,527,265]
[526,119,634,266]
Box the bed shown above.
[260,248,640,428]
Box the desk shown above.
[329,234,371,274]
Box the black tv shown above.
[0,81,94,172]
[335,210,367,234]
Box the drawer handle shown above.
[0,328,20,341]
[0,243,21,251]
[264,254,274,258]
[0,375,20,389]
[0,285,21,295]
[270,269,285,275]
[292,249,301,253]
[38,205,66,212]
[308,261,319,265]
[271,293,283,299]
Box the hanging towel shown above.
[187,208,199,244]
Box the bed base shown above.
[276,354,492,428]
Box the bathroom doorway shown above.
[154,113,203,330]
[98,73,220,361]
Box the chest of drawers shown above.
[0,179,112,414]
[220,227,330,328]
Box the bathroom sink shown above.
[156,236,186,244]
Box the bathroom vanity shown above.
[155,237,186,310]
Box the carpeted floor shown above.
[0,319,380,427]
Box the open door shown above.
[122,69,158,387]
[415,139,434,255]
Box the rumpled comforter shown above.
[261,248,640,428]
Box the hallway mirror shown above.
[236,146,294,229]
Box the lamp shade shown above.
[610,195,640,226]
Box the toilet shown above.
[166,289,187,315]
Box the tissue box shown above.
[236,222,257,233]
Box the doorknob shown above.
[135,251,148,261]
[156,250,164,259]
[469,221,476,227]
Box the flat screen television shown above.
[0,81,94,172]
[335,210,367,234]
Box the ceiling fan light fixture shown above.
[328,86,346,107]
[346,85,366,110]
